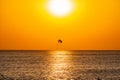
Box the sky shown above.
[0,0,120,50]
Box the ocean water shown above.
[0,51,120,80]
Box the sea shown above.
[0,50,120,80]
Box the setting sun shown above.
[46,0,74,17]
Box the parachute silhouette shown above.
[57,38,63,50]
[58,39,62,43]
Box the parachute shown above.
[58,39,62,43]
[57,39,63,49]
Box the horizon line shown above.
[0,50,120,52]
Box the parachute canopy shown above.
[58,39,62,43]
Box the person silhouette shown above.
[57,39,63,50]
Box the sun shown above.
[46,0,74,17]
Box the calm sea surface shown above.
[0,51,120,80]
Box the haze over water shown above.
[0,51,120,80]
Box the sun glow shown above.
[50,51,71,54]
[46,0,74,17]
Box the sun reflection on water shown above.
[50,50,71,54]
[48,51,73,79]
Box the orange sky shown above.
[0,0,120,50]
